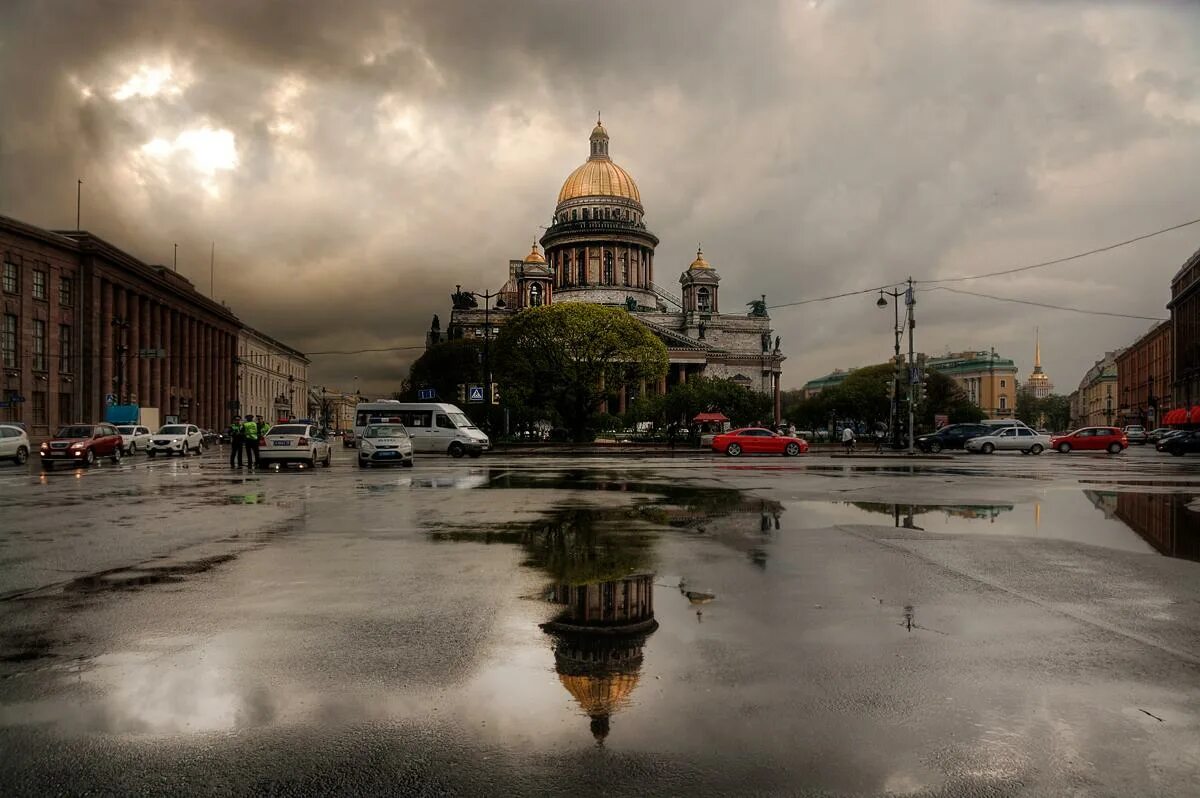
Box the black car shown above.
[915,423,989,453]
[1161,430,1200,456]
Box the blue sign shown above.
[105,393,117,406]
[417,388,438,400]
[468,385,485,403]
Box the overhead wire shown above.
[927,286,1167,322]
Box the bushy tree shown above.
[663,376,773,427]
[493,304,669,441]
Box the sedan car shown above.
[1122,425,1148,445]
[964,426,1052,454]
[357,423,414,468]
[1146,427,1171,443]
[147,424,205,457]
[259,423,332,467]
[0,423,31,466]
[1160,430,1200,456]
[39,423,124,470]
[116,424,152,454]
[712,428,809,457]
[915,423,988,453]
[1049,427,1128,454]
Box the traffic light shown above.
[491,383,501,405]
[457,383,466,403]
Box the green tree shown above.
[662,377,772,427]
[493,304,669,441]
[919,370,985,427]
[1039,394,1072,432]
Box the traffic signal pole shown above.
[906,278,916,456]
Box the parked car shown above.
[201,429,219,448]
[259,423,332,467]
[712,428,809,457]
[116,425,152,455]
[357,423,414,468]
[1160,430,1200,456]
[1146,427,1171,443]
[915,423,989,453]
[1155,430,1187,451]
[964,426,1052,454]
[39,423,124,470]
[147,424,205,457]
[0,423,31,466]
[1049,427,1128,454]
[1122,425,1148,445]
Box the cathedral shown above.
[432,120,785,420]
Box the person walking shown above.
[841,425,856,454]
[242,414,260,467]
[228,415,245,468]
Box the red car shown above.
[712,428,809,457]
[1049,427,1128,454]
[39,423,124,470]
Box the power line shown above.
[768,283,903,310]
[919,216,1200,285]
[929,286,1167,321]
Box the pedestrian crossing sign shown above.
[468,385,485,403]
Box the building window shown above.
[59,276,73,307]
[2,314,17,369]
[620,253,628,284]
[603,251,614,284]
[571,209,577,221]
[697,286,711,312]
[2,260,17,294]
[582,208,590,220]
[529,283,543,307]
[58,391,72,424]
[32,391,47,426]
[32,269,47,301]
[1000,379,1006,388]
[59,324,72,373]
[32,320,47,371]
[999,395,1008,411]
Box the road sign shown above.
[909,366,920,385]
[138,348,166,358]
[468,385,485,403]
[417,388,437,401]
[105,393,117,406]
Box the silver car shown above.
[259,423,332,467]
[1122,425,1148,445]
[116,425,152,454]
[0,424,31,466]
[965,426,1052,455]
[357,423,414,468]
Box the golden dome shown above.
[689,246,711,270]
[523,243,546,264]
[556,121,642,205]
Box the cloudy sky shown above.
[2,0,1198,396]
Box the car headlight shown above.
[40,442,49,450]
[70,442,85,449]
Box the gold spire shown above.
[523,241,546,264]
[689,245,711,270]
[1035,327,1041,368]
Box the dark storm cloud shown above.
[1,0,1198,396]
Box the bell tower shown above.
[680,246,720,313]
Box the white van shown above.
[353,401,489,458]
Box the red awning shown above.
[1191,407,1200,424]
[1165,409,1178,424]
[692,412,730,423]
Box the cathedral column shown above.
[639,379,647,398]
[99,281,113,402]
[774,372,782,426]
[617,385,627,415]
[678,365,687,385]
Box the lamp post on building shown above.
[111,316,130,405]
[876,287,904,449]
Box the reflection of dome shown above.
[558,672,641,740]
[523,243,546,264]
[556,122,642,205]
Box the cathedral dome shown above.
[523,243,546,264]
[556,121,642,206]
[688,246,712,270]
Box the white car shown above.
[965,426,1052,455]
[259,423,332,467]
[357,423,414,468]
[147,424,205,457]
[0,424,31,466]
[116,425,152,455]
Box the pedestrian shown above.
[229,415,244,468]
[842,425,856,454]
[242,414,260,467]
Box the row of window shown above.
[0,389,71,426]
[2,315,73,372]
[556,207,641,224]
[2,260,74,305]
[556,250,647,287]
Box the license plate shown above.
[377,451,396,458]
[273,440,291,446]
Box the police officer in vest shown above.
[229,415,245,468]
[242,414,260,467]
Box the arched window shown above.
[603,251,614,284]
[697,287,711,312]
[529,283,543,307]
[577,250,587,285]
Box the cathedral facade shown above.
[435,121,785,421]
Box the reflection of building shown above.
[927,350,1019,417]
[1073,352,1121,428]
[438,121,785,419]
[1116,321,1172,427]
[542,573,658,742]
[1022,329,1055,399]
[237,325,309,422]
[1114,492,1200,562]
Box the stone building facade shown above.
[927,350,1019,418]
[1072,351,1121,428]
[2,215,241,433]
[439,121,785,420]
[1168,245,1200,409]
[237,326,310,423]
[1115,321,1171,427]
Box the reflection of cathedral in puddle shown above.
[541,573,658,742]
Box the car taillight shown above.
[297,437,308,445]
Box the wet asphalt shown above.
[1,444,1198,796]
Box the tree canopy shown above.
[493,304,669,441]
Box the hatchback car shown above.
[259,423,332,467]
[1050,427,1127,454]
[712,428,809,457]
[147,424,205,457]
[357,423,414,468]
[39,423,124,470]
[1122,425,1148,445]
[1160,430,1200,456]
[964,426,1052,454]
[915,423,988,453]
[116,425,152,454]
[0,424,31,465]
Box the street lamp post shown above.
[468,288,505,434]
[111,316,130,405]
[877,288,904,449]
